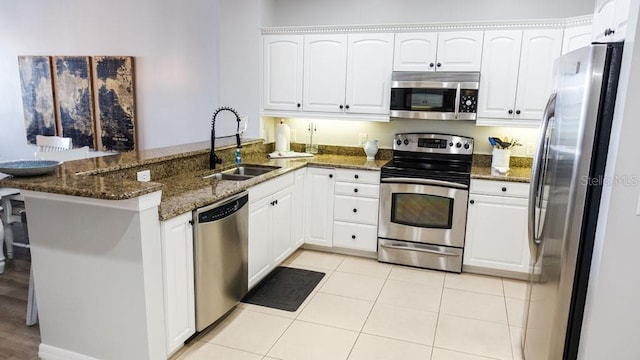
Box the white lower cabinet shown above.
[463,180,531,277]
[304,167,336,247]
[292,169,306,247]
[248,173,297,289]
[331,168,380,253]
[160,212,195,357]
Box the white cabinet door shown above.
[436,31,484,72]
[393,32,438,71]
[463,194,531,274]
[612,0,631,41]
[562,25,593,54]
[248,196,272,288]
[160,212,195,356]
[592,0,628,42]
[263,35,304,111]
[304,167,335,247]
[478,30,522,120]
[514,29,563,121]
[292,169,306,248]
[303,34,348,113]
[271,187,294,264]
[345,33,394,115]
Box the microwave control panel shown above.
[459,91,478,113]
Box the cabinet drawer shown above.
[249,172,294,203]
[470,179,530,198]
[334,168,380,184]
[333,221,377,251]
[334,182,379,198]
[334,196,379,225]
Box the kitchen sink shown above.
[203,165,281,181]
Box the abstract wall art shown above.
[18,56,57,144]
[92,56,137,152]
[17,55,137,152]
[53,56,96,148]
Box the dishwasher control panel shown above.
[198,195,249,223]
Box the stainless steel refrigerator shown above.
[523,42,624,359]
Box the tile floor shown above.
[174,249,528,360]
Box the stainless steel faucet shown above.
[210,106,243,169]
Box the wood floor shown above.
[0,222,40,360]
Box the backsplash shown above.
[262,116,539,157]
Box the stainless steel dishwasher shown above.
[193,191,248,331]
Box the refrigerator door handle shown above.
[528,93,556,259]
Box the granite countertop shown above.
[0,139,533,220]
[470,154,532,183]
[0,138,388,220]
[158,155,387,220]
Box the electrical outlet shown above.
[290,129,297,142]
[137,170,151,182]
[358,133,368,146]
[526,143,535,156]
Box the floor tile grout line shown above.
[432,345,503,360]
[501,276,517,360]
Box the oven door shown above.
[378,178,469,248]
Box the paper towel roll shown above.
[276,121,290,153]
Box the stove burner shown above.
[381,133,474,186]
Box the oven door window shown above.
[390,88,457,112]
[391,193,453,229]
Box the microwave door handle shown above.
[381,177,468,190]
[454,82,461,120]
[528,93,556,260]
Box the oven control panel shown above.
[393,133,473,155]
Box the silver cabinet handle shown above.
[380,243,459,257]
[528,93,556,261]
[381,177,468,189]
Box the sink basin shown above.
[222,165,281,176]
[203,165,281,181]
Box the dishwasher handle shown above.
[196,191,249,224]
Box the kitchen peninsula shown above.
[0,138,388,360]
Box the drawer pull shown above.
[469,200,475,204]
[351,235,356,239]
[354,188,358,193]
[354,174,359,179]
[353,208,358,213]
[501,187,507,192]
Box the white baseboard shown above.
[39,344,101,360]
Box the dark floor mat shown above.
[241,266,325,312]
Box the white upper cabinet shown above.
[478,29,562,125]
[514,29,563,121]
[303,34,348,113]
[344,33,394,114]
[562,25,593,54]
[593,0,629,42]
[393,31,483,72]
[436,31,484,71]
[393,32,438,71]
[263,35,304,111]
[477,30,523,120]
[304,33,393,116]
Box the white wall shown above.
[579,1,640,358]
[270,117,538,156]
[267,0,594,26]
[0,0,220,160]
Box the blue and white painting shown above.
[18,56,57,144]
[92,56,136,152]
[53,56,95,148]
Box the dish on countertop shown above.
[0,160,62,176]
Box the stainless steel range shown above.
[378,133,473,273]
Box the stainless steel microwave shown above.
[390,71,480,120]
